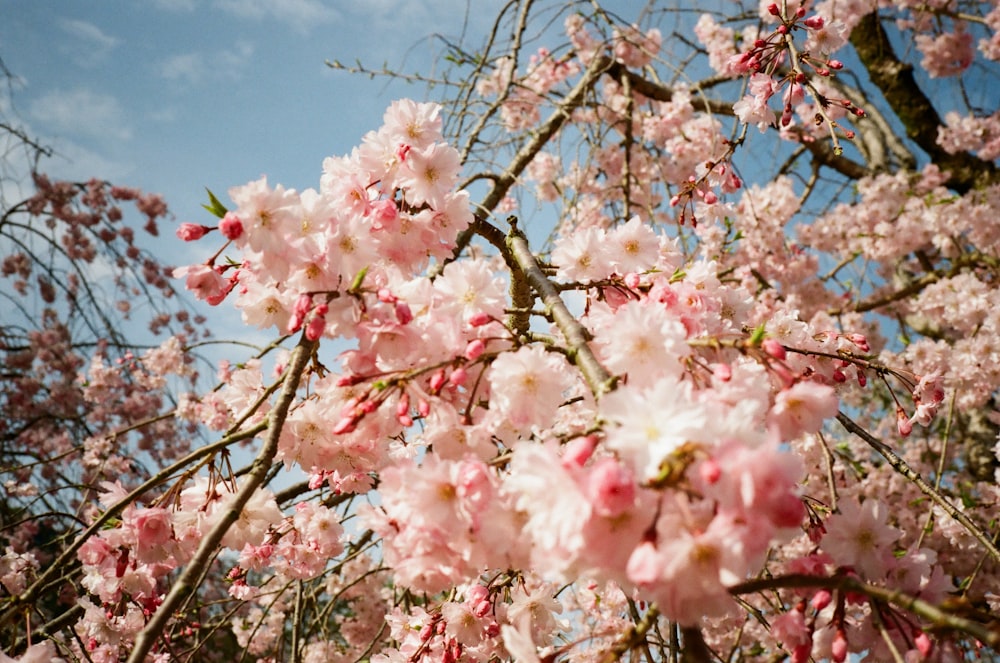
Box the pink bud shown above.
[828,59,843,70]
[795,6,806,17]
[913,629,932,657]
[563,435,598,467]
[395,301,413,324]
[702,190,718,205]
[396,392,410,418]
[831,629,848,663]
[332,416,356,435]
[767,3,780,15]
[176,223,210,241]
[846,333,869,352]
[464,339,486,361]
[896,407,913,437]
[305,315,325,341]
[377,288,397,303]
[699,459,721,485]
[713,363,732,382]
[856,370,867,388]
[429,369,446,392]
[219,212,244,240]
[417,398,430,418]
[337,374,362,387]
[810,589,832,611]
[468,311,491,327]
[473,599,492,619]
[448,367,468,386]
[287,313,304,334]
[624,273,641,288]
[803,16,824,29]
[293,293,313,317]
[762,338,787,360]
[832,368,846,383]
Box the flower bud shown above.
[219,212,244,240]
[762,337,787,360]
[896,407,913,437]
[176,223,210,241]
[468,311,491,327]
[810,589,832,611]
[464,339,486,361]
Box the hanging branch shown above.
[127,335,318,663]
[835,411,1000,564]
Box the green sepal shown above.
[349,266,369,293]
[748,323,767,346]
[202,188,229,219]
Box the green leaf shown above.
[749,323,767,345]
[349,266,369,293]
[202,188,228,219]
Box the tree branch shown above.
[504,216,615,398]
[849,13,999,192]
[127,335,318,663]
[836,411,1000,564]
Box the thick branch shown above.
[849,13,999,192]
[128,335,318,663]
[504,218,615,398]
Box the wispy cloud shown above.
[160,53,206,84]
[158,42,255,86]
[214,0,340,33]
[57,18,119,67]
[28,88,132,142]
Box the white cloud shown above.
[158,42,254,86]
[28,88,132,142]
[160,53,206,84]
[214,0,340,33]
[57,18,118,66]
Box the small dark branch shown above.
[679,626,714,663]
[798,132,872,180]
[450,54,615,260]
[849,13,999,193]
[605,63,735,117]
[730,572,1000,648]
[836,411,1000,563]
[598,605,660,663]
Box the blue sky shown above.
[0,0,505,266]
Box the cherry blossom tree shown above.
[3,1,1000,662]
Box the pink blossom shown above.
[768,381,839,440]
[821,498,900,579]
[487,345,576,432]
